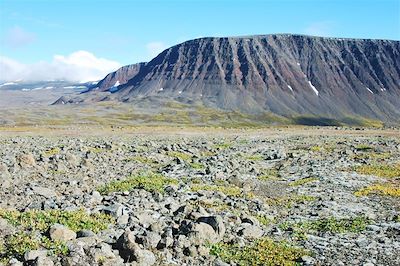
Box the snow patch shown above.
[113,81,120,87]
[308,81,319,96]
[0,82,17,86]
[366,87,374,94]
[159,87,164,91]
[380,87,386,92]
[287,85,293,92]
[21,89,30,91]
[296,62,300,66]
[178,91,182,94]
[63,85,87,89]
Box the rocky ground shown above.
[0,128,399,265]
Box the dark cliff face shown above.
[85,35,400,122]
[94,62,146,92]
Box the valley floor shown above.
[0,127,399,265]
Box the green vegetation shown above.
[189,162,204,169]
[167,151,192,161]
[289,177,319,187]
[210,237,308,266]
[355,183,400,197]
[88,147,107,153]
[266,194,316,208]
[256,215,274,226]
[124,156,161,168]
[257,168,280,181]
[352,152,391,161]
[43,147,61,157]
[355,144,373,151]
[245,154,264,161]
[0,209,114,233]
[310,146,322,152]
[280,216,370,240]
[97,173,178,195]
[0,209,113,261]
[2,232,69,260]
[213,142,232,150]
[354,164,400,178]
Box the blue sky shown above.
[0,0,399,81]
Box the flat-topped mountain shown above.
[60,34,400,123]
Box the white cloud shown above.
[303,21,334,37]
[146,42,168,58]
[0,51,121,82]
[4,26,36,48]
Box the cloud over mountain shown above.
[0,51,121,82]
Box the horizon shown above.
[1,0,399,82]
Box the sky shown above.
[0,0,399,82]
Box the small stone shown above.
[49,224,76,241]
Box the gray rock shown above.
[32,186,57,198]
[117,230,156,265]
[197,215,226,237]
[24,250,48,261]
[101,204,124,218]
[32,256,54,266]
[238,223,264,239]
[0,218,16,236]
[49,224,76,241]
[188,222,220,245]
[143,231,161,249]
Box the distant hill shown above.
[56,34,400,124]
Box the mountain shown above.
[94,62,147,92]
[58,34,400,123]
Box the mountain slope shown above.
[65,34,400,123]
[94,62,147,92]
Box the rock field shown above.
[0,128,399,265]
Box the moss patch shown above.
[355,183,400,197]
[289,177,319,187]
[210,237,308,266]
[97,173,178,195]
[0,209,113,233]
[280,216,370,240]
[0,209,113,262]
[354,164,400,178]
